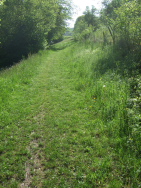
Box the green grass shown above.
[0,39,141,187]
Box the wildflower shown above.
[103,85,106,88]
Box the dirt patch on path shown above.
[20,131,45,188]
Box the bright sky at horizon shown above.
[68,0,104,28]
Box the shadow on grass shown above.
[92,44,141,77]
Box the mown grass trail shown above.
[0,39,140,187]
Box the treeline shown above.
[73,0,141,74]
[0,0,71,67]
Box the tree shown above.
[101,0,141,51]
[0,0,72,67]
[73,6,99,41]
[100,0,141,70]
[101,0,123,44]
[114,0,141,50]
[47,0,72,44]
[83,6,99,30]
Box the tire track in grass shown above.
[19,56,52,187]
[20,131,45,188]
[19,50,64,187]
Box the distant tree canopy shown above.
[0,0,72,67]
[73,6,99,41]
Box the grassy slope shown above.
[0,39,140,187]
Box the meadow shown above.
[0,38,141,187]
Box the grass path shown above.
[23,46,112,187]
[1,40,139,187]
[22,46,107,187]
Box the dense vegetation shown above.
[74,0,141,74]
[0,0,141,187]
[73,0,141,186]
[0,0,71,67]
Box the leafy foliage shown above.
[73,0,141,72]
[0,0,72,67]
[101,0,141,49]
[73,6,99,41]
[100,0,141,71]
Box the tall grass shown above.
[65,41,141,186]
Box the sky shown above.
[68,0,104,28]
